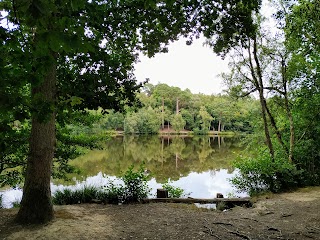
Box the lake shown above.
[1,135,247,208]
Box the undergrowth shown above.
[53,164,151,205]
[162,181,189,198]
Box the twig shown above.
[241,217,259,222]
[212,222,234,227]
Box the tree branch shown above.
[240,88,257,97]
[263,87,285,95]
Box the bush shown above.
[162,181,187,198]
[231,150,303,196]
[121,164,150,203]
[101,182,126,204]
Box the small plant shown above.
[121,164,150,203]
[12,200,21,208]
[100,164,151,204]
[162,181,188,198]
[102,182,126,204]
[216,201,227,211]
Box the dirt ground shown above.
[1,187,320,240]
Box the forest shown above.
[0,0,319,224]
[101,83,258,134]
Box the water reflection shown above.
[64,135,242,184]
[1,135,246,208]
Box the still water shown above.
[1,135,246,208]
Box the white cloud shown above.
[134,36,229,95]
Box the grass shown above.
[52,186,101,205]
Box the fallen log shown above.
[141,197,252,207]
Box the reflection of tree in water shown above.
[197,137,215,163]
[69,135,241,183]
[209,169,216,178]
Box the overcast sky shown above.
[134,36,230,95]
[134,1,275,95]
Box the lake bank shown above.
[1,187,320,239]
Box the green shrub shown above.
[231,150,303,196]
[162,181,187,198]
[101,164,151,204]
[101,182,126,204]
[121,164,150,203]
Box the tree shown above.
[171,114,186,132]
[198,106,213,133]
[1,0,197,224]
[218,11,295,160]
[284,0,320,182]
[1,0,261,224]
[103,110,124,131]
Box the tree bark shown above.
[264,101,289,154]
[16,60,56,224]
[282,58,295,163]
[176,98,179,115]
[162,97,164,129]
[250,38,274,159]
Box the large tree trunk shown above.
[16,60,56,224]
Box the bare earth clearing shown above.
[1,187,320,240]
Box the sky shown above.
[134,0,276,96]
[134,36,230,95]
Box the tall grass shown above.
[52,164,151,205]
[52,186,101,205]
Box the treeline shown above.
[101,83,259,134]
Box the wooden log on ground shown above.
[141,197,252,208]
